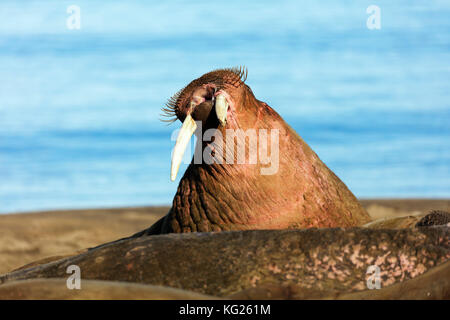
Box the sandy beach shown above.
[0,207,166,274]
[0,199,448,275]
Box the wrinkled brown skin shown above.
[416,210,450,227]
[0,228,448,298]
[229,259,450,300]
[143,69,370,235]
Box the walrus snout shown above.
[191,91,229,128]
[189,85,216,126]
[191,100,214,125]
[184,84,229,128]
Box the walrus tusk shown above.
[215,94,228,126]
[170,114,197,181]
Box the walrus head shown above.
[150,67,370,234]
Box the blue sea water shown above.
[0,1,449,213]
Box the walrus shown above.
[1,228,449,299]
[142,67,370,235]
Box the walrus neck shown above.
[163,160,265,233]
